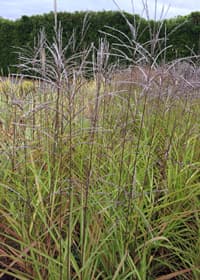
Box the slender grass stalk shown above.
[81,42,103,278]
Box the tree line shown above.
[0,10,200,75]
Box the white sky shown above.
[0,0,200,20]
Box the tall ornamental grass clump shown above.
[0,3,200,280]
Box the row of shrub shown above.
[0,10,200,74]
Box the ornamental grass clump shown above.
[0,2,200,280]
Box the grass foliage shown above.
[0,10,200,280]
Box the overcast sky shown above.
[1,0,200,20]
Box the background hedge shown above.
[0,11,200,74]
